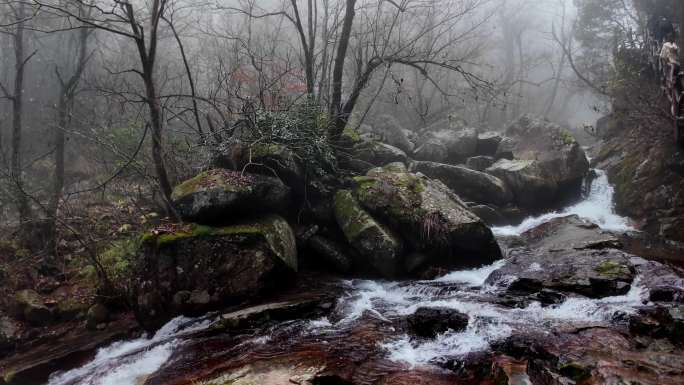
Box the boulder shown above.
[333,190,403,277]
[352,165,502,271]
[466,156,495,171]
[369,114,415,153]
[0,316,20,355]
[171,169,290,223]
[521,215,622,251]
[487,247,636,298]
[501,115,590,206]
[352,142,408,173]
[212,141,304,190]
[410,161,513,206]
[11,290,52,326]
[413,137,448,163]
[469,204,506,226]
[494,137,516,160]
[407,307,469,338]
[476,132,502,156]
[135,214,297,330]
[486,159,557,209]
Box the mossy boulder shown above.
[334,190,403,277]
[486,159,557,209]
[346,141,408,174]
[134,215,297,330]
[171,169,290,223]
[350,165,502,273]
[10,290,52,326]
[212,140,304,191]
[497,115,590,208]
[410,161,513,206]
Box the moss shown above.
[334,190,374,240]
[171,170,254,201]
[342,125,362,144]
[144,224,261,248]
[559,129,576,145]
[91,237,142,284]
[250,143,286,158]
[559,361,591,382]
[595,260,629,278]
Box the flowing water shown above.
[48,169,643,385]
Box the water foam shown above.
[47,316,212,385]
[493,170,634,236]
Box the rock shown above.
[416,126,478,163]
[487,247,636,298]
[500,115,590,207]
[486,159,557,209]
[410,161,513,206]
[413,137,448,163]
[368,114,415,153]
[352,165,502,272]
[135,214,298,330]
[11,290,52,327]
[212,140,304,190]
[476,132,502,156]
[629,305,684,344]
[86,304,109,330]
[54,296,90,322]
[466,156,495,171]
[407,307,469,338]
[520,215,622,251]
[351,142,408,173]
[171,169,291,223]
[469,204,506,226]
[333,190,403,277]
[214,297,330,331]
[495,137,516,160]
[307,235,353,274]
[0,316,20,355]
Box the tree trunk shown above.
[144,75,174,214]
[11,2,30,225]
[329,0,357,140]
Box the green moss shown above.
[250,143,286,158]
[91,237,142,283]
[559,361,591,382]
[559,129,576,145]
[595,260,629,278]
[342,125,362,143]
[334,190,374,240]
[171,170,252,201]
[144,224,261,248]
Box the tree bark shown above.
[11,2,30,225]
[329,0,357,139]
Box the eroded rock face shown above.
[134,215,297,330]
[333,190,403,277]
[411,161,513,206]
[171,169,291,223]
[352,165,502,272]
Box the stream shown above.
[46,169,659,385]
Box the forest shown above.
[1,0,684,384]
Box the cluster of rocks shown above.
[348,114,590,225]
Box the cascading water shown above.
[50,168,642,384]
[492,169,634,236]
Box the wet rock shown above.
[465,155,495,171]
[10,290,52,327]
[213,297,331,331]
[85,304,109,330]
[650,286,684,302]
[171,169,291,223]
[212,140,304,189]
[333,190,403,277]
[407,307,469,338]
[488,247,636,298]
[469,204,506,226]
[135,215,298,330]
[476,132,502,156]
[411,161,513,205]
[486,159,557,209]
[352,165,502,271]
[308,235,353,274]
[499,115,590,208]
[629,306,684,344]
[521,215,623,251]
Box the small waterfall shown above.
[492,169,634,236]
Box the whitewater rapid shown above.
[49,168,639,383]
[492,169,634,236]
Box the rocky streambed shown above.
[41,174,684,385]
